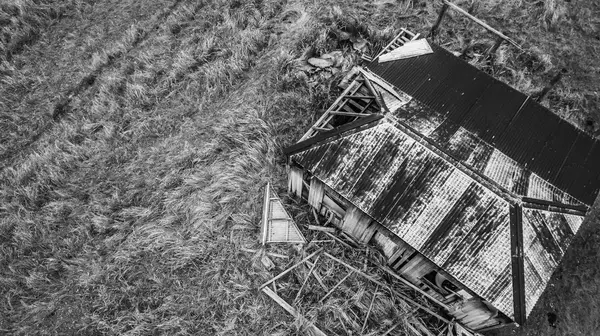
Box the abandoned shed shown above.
[284,34,600,332]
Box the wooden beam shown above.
[362,75,386,113]
[259,248,323,289]
[443,0,523,50]
[330,111,372,117]
[343,95,376,100]
[308,225,337,233]
[361,285,379,333]
[312,126,333,132]
[522,195,587,214]
[294,255,322,303]
[261,183,270,245]
[323,231,354,249]
[304,260,329,290]
[240,247,289,259]
[319,270,355,303]
[262,287,327,336]
[429,3,449,39]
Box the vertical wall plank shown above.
[288,166,304,198]
[308,178,325,211]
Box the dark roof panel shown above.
[521,208,584,316]
[367,40,600,205]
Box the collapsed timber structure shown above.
[283,30,600,332]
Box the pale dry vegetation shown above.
[1,0,599,335]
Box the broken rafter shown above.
[361,284,379,333]
[323,231,354,249]
[312,126,333,132]
[330,111,372,117]
[305,260,329,290]
[308,225,337,233]
[294,255,322,303]
[262,287,327,336]
[343,95,376,100]
[442,0,523,50]
[323,252,450,324]
[259,248,323,289]
[362,75,386,113]
[319,270,355,303]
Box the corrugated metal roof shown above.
[292,122,515,318]
[367,40,600,205]
[381,85,586,207]
[521,208,584,316]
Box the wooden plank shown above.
[399,254,433,282]
[319,270,355,303]
[308,225,336,233]
[240,247,288,259]
[288,166,304,198]
[359,222,378,244]
[429,3,449,39]
[361,75,385,113]
[305,260,329,290]
[323,231,354,249]
[344,95,376,100]
[443,0,523,50]
[411,317,436,336]
[261,287,327,336]
[381,321,403,336]
[330,111,372,117]
[259,248,323,289]
[361,285,379,333]
[261,183,271,245]
[294,255,322,303]
[308,178,325,209]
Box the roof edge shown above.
[510,204,527,325]
[283,114,385,156]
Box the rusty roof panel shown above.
[367,39,600,205]
[521,208,584,315]
[445,127,480,162]
[291,121,514,318]
[483,149,527,194]
[352,136,417,212]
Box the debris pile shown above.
[242,184,457,335]
[294,29,369,86]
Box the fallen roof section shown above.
[261,182,306,245]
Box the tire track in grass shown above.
[0,0,185,171]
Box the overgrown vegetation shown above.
[1,0,598,335]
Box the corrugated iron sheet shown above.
[292,122,515,318]
[521,208,584,316]
[367,40,600,205]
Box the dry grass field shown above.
[1,0,599,335]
